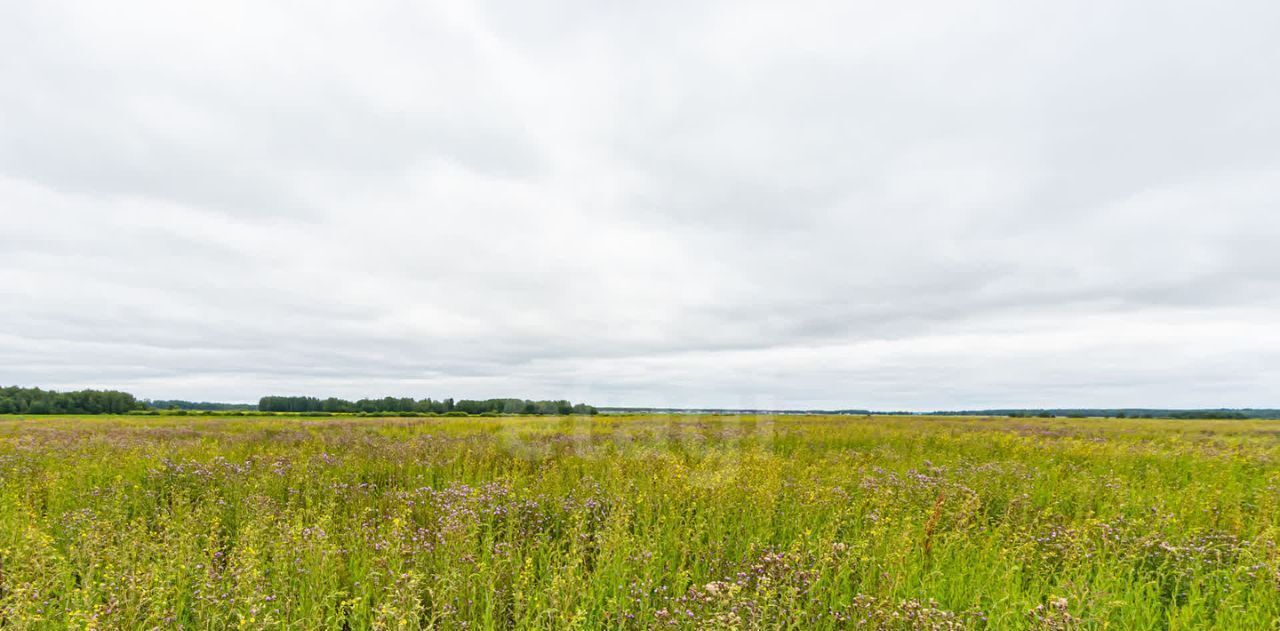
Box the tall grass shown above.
[0,414,1277,629]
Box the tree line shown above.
[0,386,599,416]
[258,395,598,415]
[145,400,257,411]
[0,386,141,414]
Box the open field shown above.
[1,414,1278,629]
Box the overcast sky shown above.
[2,0,1278,409]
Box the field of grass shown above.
[1,414,1277,629]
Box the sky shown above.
[2,0,1279,410]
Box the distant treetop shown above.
[0,386,599,416]
[144,400,257,411]
[257,395,597,415]
[0,386,142,414]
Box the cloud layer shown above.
[3,0,1279,409]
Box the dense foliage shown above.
[0,386,140,414]
[1,414,1277,629]
[258,395,597,415]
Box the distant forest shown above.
[145,400,257,411]
[2,386,1273,419]
[0,386,598,416]
[0,386,141,414]
[258,395,598,415]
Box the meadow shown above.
[0,414,1277,630]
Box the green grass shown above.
[0,414,1277,629]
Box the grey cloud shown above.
[2,0,1279,408]
[1,2,545,219]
